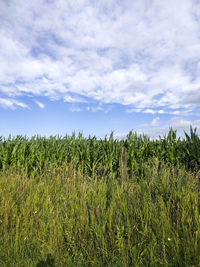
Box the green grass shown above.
[0,159,200,266]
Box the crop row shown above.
[0,127,199,177]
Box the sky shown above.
[0,0,200,139]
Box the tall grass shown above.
[0,160,199,266]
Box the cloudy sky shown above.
[0,0,200,138]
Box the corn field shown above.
[0,127,199,177]
[0,127,200,266]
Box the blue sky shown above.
[0,0,200,139]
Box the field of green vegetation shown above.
[0,127,200,266]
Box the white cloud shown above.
[0,97,28,109]
[144,109,156,115]
[64,95,86,103]
[137,117,200,139]
[126,108,181,115]
[113,132,128,140]
[35,100,45,109]
[115,117,200,140]
[0,0,200,113]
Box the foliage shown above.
[0,127,200,265]
[0,127,199,178]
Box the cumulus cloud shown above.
[137,117,200,139]
[0,0,200,115]
[115,117,200,140]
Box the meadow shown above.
[0,127,200,266]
